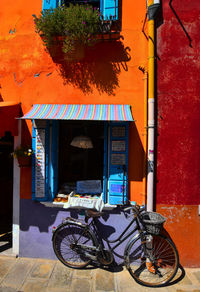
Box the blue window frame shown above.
[32,120,129,204]
[42,0,118,20]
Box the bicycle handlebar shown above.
[123,205,145,214]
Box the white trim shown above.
[12,119,21,256]
[147,99,155,212]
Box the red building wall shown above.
[156,0,200,266]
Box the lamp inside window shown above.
[70,135,93,149]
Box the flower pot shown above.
[64,43,85,61]
[17,156,32,167]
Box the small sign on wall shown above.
[35,128,45,198]
[112,140,126,152]
[111,153,126,165]
[112,126,126,137]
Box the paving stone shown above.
[21,279,48,292]
[71,278,92,292]
[116,268,139,289]
[193,271,200,283]
[176,288,200,292]
[30,260,55,279]
[48,262,72,288]
[177,274,192,285]
[73,268,93,279]
[0,258,16,278]
[45,288,70,292]
[0,287,17,292]
[1,259,33,290]
[95,269,115,291]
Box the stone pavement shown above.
[0,256,199,292]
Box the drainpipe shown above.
[146,0,160,211]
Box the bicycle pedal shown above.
[146,262,156,274]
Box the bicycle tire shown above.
[52,222,97,268]
[126,234,179,287]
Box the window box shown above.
[34,1,120,58]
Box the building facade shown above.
[0,0,147,262]
[0,0,199,266]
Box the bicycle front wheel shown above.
[126,234,179,287]
[52,222,96,268]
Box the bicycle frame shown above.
[88,212,143,254]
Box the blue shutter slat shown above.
[103,122,108,203]
[43,0,57,10]
[101,0,118,20]
[32,123,36,199]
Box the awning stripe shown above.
[59,105,68,119]
[21,104,134,121]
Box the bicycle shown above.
[52,205,179,287]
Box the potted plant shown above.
[13,145,33,167]
[34,4,101,59]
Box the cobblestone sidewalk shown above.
[0,256,199,292]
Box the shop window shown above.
[32,120,129,205]
[42,0,118,20]
[58,120,104,189]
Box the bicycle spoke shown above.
[53,223,96,268]
[127,234,179,287]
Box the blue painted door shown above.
[107,122,129,205]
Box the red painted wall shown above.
[157,0,200,205]
[156,0,200,266]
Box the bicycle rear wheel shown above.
[126,234,179,287]
[52,222,96,268]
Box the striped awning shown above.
[21,104,133,121]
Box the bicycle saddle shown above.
[86,209,104,218]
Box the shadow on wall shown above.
[19,119,32,199]
[20,200,135,263]
[47,39,131,95]
[128,122,145,182]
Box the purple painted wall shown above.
[20,199,137,264]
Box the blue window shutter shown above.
[32,121,50,201]
[107,122,129,205]
[45,122,50,200]
[43,0,57,10]
[32,124,36,199]
[101,0,118,20]
[103,122,108,203]
[50,120,59,200]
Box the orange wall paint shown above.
[157,205,200,267]
[0,1,148,202]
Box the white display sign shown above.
[112,140,126,152]
[35,128,46,198]
[112,126,126,137]
[111,154,126,165]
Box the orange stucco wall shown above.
[157,205,200,267]
[0,1,148,202]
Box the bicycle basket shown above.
[141,212,166,235]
